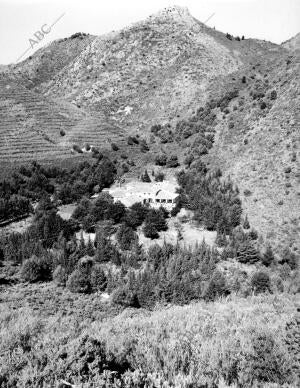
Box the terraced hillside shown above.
[1,5,288,163]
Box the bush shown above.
[112,286,139,307]
[155,172,165,182]
[155,154,167,166]
[143,222,159,239]
[270,90,277,100]
[251,271,271,294]
[111,143,119,151]
[241,332,291,386]
[167,155,179,168]
[127,136,139,145]
[140,140,149,152]
[53,265,67,286]
[60,129,65,136]
[260,101,267,110]
[262,246,275,267]
[72,144,83,153]
[21,255,52,283]
[66,268,92,294]
[203,270,229,301]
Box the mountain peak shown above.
[149,5,192,22]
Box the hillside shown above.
[203,54,300,252]
[282,32,300,52]
[37,6,283,139]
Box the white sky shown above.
[0,0,299,64]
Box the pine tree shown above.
[236,241,261,264]
[141,170,151,182]
[86,236,95,257]
[243,215,250,229]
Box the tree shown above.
[202,270,229,301]
[95,233,121,265]
[111,286,140,308]
[251,271,271,294]
[236,241,261,264]
[116,224,137,250]
[72,197,92,222]
[143,222,159,239]
[90,265,107,291]
[262,245,275,267]
[145,209,168,232]
[141,170,151,182]
[243,215,250,229]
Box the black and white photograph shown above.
[0,0,299,386]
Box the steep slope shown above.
[204,54,300,252]
[12,33,96,89]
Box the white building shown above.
[102,181,178,210]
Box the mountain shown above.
[1,5,284,161]
[0,5,299,250]
[282,33,300,52]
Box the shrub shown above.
[155,172,165,182]
[53,265,67,286]
[203,270,229,301]
[260,101,267,110]
[251,271,271,294]
[143,222,159,239]
[140,140,149,152]
[242,76,246,83]
[270,90,277,100]
[150,124,162,134]
[155,154,167,166]
[111,143,119,151]
[262,246,275,267]
[111,286,140,307]
[90,265,107,291]
[66,268,92,293]
[20,255,52,283]
[167,155,179,168]
[127,136,139,145]
[60,129,65,136]
[241,332,291,386]
[72,144,83,153]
